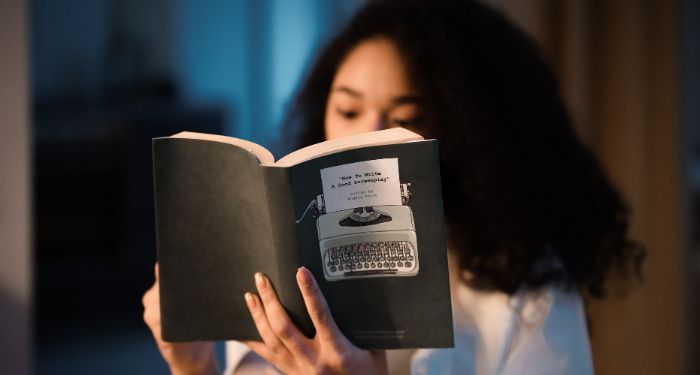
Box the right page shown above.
[288,140,453,349]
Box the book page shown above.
[274,127,423,167]
[166,128,422,167]
[170,131,276,165]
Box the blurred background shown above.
[0,0,698,374]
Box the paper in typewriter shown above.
[320,158,402,213]
[288,140,453,349]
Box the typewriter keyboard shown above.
[322,241,417,278]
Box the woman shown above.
[143,1,644,374]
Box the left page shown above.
[153,138,283,341]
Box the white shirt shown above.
[411,283,593,375]
[225,283,593,375]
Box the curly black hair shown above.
[283,0,644,298]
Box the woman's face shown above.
[324,37,422,140]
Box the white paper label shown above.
[320,158,402,213]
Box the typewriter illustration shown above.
[312,183,419,281]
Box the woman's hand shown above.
[243,267,388,375]
[142,263,219,375]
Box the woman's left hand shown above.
[243,267,388,375]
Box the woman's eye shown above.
[336,108,359,120]
[387,104,422,127]
[390,118,419,127]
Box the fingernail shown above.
[244,292,256,309]
[297,267,312,287]
[254,272,266,290]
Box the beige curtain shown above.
[0,0,31,374]
[489,0,692,374]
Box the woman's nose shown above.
[372,113,387,131]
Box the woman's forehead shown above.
[331,37,415,100]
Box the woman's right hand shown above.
[243,268,388,375]
[142,263,220,375]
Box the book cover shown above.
[153,130,453,349]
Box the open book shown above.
[153,128,453,349]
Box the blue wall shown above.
[31,0,362,151]
[30,2,362,374]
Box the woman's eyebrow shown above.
[333,86,362,98]
[332,87,423,105]
[391,95,423,106]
